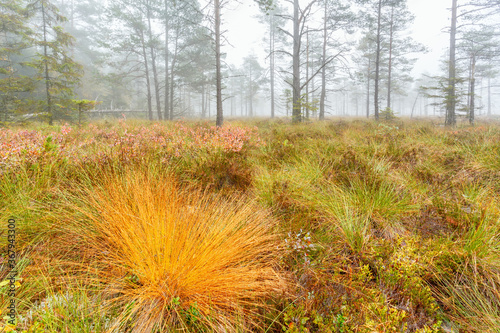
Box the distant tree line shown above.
[2,0,500,126]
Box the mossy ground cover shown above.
[1,118,500,332]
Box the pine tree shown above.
[212,0,274,126]
[319,0,354,120]
[27,0,82,124]
[0,0,33,121]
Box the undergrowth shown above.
[1,118,500,332]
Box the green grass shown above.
[1,118,500,332]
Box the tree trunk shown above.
[366,57,371,118]
[292,0,301,123]
[270,13,275,118]
[386,6,394,110]
[311,62,316,118]
[240,78,244,116]
[68,0,75,57]
[207,84,211,118]
[249,65,253,117]
[41,1,53,125]
[164,0,170,120]
[201,83,206,118]
[169,33,179,120]
[139,28,153,120]
[215,0,223,127]
[469,55,476,125]
[446,0,457,126]
[146,0,162,120]
[374,0,382,121]
[319,0,327,120]
[169,62,175,119]
[231,83,235,116]
[245,90,248,116]
[305,28,309,120]
[488,75,492,117]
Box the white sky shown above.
[223,0,451,77]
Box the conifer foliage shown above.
[0,0,81,124]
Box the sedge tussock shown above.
[62,169,285,332]
[432,273,500,332]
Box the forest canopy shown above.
[1,0,500,126]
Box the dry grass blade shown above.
[62,169,285,332]
[432,272,500,332]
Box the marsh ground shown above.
[1,118,500,332]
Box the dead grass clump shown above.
[62,169,285,332]
[431,268,500,332]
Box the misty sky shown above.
[224,0,450,77]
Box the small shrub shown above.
[379,107,397,121]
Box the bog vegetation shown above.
[1,118,500,332]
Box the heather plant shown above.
[1,119,500,332]
[0,122,262,173]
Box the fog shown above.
[2,0,500,123]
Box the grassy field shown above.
[1,118,500,332]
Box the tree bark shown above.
[446,0,457,126]
[270,13,275,118]
[169,33,179,120]
[319,0,327,120]
[366,57,371,118]
[139,27,153,120]
[374,0,382,121]
[386,6,394,110]
[201,83,206,118]
[146,0,162,120]
[488,75,491,117]
[41,1,53,125]
[292,0,301,123]
[164,0,170,120]
[248,64,253,117]
[469,55,475,125]
[230,82,235,116]
[305,28,309,120]
[207,84,211,118]
[215,0,223,127]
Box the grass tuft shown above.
[58,168,285,332]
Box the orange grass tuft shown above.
[64,169,285,331]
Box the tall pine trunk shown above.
[146,0,162,120]
[469,55,476,125]
[292,0,301,123]
[249,66,253,117]
[366,57,371,118]
[41,1,53,125]
[215,0,223,127]
[201,84,206,118]
[488,75,492,117]
[169,33,179,120]
[319,0,327,120]
[139,28,153,120]
[446,0,457,126]
[270,13,275,118]
[386,6,394,111]
[305,29,309,120]
[374,0,382,121]
[164,0,170,119]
